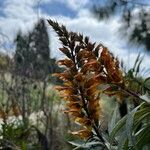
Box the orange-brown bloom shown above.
[48,19,124,141]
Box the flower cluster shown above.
[48,20,123,141]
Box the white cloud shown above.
[61,0,89,10]
[0,0,149,76]
[0,0,38,36]
[0,0,44,54]
[48,0,89,11]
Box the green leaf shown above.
[109,103,145,148]
[109,116,126,144]
[68,141,105,150]
[108,104,118,134]
[68,140,85,149]
[135,56,144,76]
[134,105,150,123]
[140,94,150,103]
[123,140,129,150]
[134,112,150,131]
[135,125,150,149]
[117,130,127,150]
[144,77,150,84]
[125,106,139,146]
[133,53,140,73]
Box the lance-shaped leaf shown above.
[53,71,73,81]
[57,59,74,68]
[59,47,71,58]
[71,129,92,140]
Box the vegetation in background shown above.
[14,18,61,82]
[0,19,70,150]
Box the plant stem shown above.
[79,86,105,144]
[111,83,147,102]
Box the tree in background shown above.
[0,52,68,149]
[14,18,59,80]
[14,31,34,77]
[29,19,50,79]
[0,19,67,149]
[92,0,150,51]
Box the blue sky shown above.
[39,1,76,18]
[0,0,150,75]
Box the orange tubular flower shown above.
[48,20,124,142]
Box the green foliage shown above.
[109,102,150,150]
[0,53,11,71]
[68,140,104,150]
[123,54,150,104]
[0,51,69,149]
[0,121,42,149]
